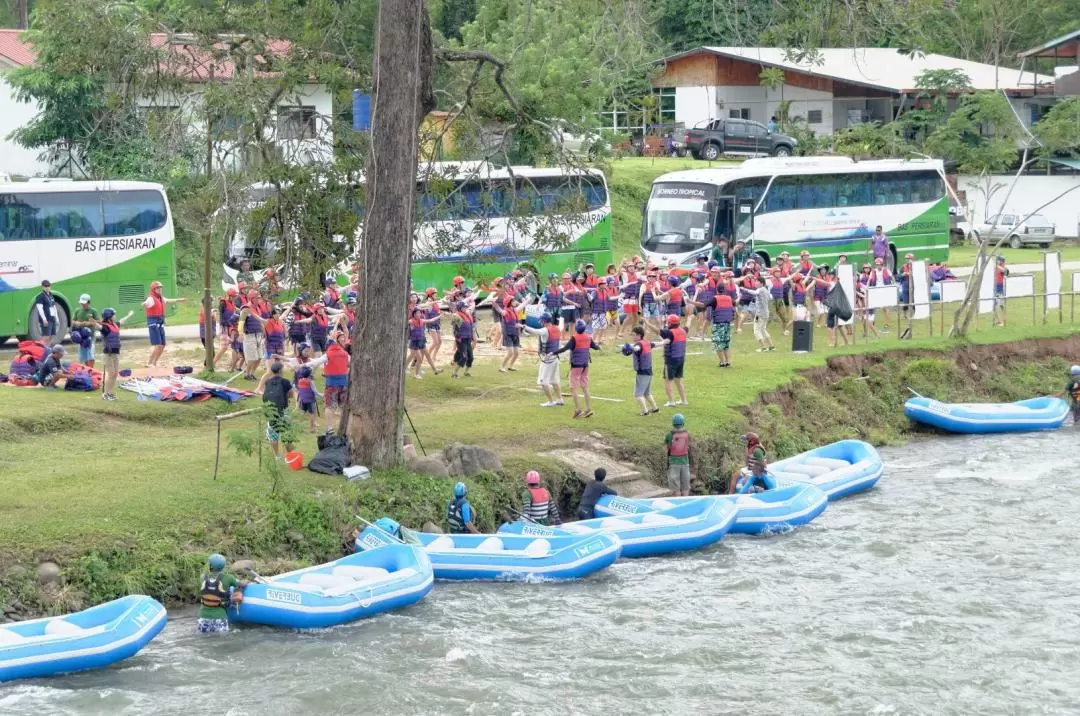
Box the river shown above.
[4,431,1079,716]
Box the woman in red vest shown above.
[142,280,187,368]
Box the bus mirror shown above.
[640,202,647,216]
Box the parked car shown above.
[550,120,606,157]
[967,212,1056,249]
[683,118,797,160]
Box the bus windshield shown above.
[642,196,711,255]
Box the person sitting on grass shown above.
[35,345,69,389]
[553,320,602,419]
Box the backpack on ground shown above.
[309,433,348,475]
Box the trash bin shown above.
[791,320,813,353]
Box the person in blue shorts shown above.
[142,281,187,367]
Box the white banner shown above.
[1006,275,1034,297]
[939,280,967,303]
[1045,252,1061,310]
[837,263,855,326]
[978,257,996,315]
[911,260,930,320]
[867,284,898,309]
[1073,272,1080,292]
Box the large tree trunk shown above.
[342,0,434,468]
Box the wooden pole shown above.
[212,408,261,480]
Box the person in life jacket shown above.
[869,256,894,331]
[1066,365,1080,422]
[322,331,351,432]
[407,307,443,379]
[293,364,321,433]
[498,295,523,373]
[624,325,660,416]
[97,307,134,401]
[322,277,342,309]
[616,266,642,340]
[694,285,735,368]
[446,482,481,534]
[899,253,915,318]
[521,471,561,525]
[197,553,249,634]
[665,414,693,496]
[552,319,601,419]
[856,264,880,339]
[732,432,777,494]
[592,276,619,343]
[811,265,831,328]
[422,287,444,364]
[659,314,688,407]
[993,255,1009,327]
[766,267,791,333]
[142,280,187,368]
[521,313,565,408]
[656,274,686,319]
[449,301,476,379]
[558,273,579,339]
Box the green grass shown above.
[948,240,1080,268]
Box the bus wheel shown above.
[0,336,9,347]
[26,304,69,344]
[755,251,771,268]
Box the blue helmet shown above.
[575,319,587,333]
[101,307,116,321]
[621,343,634,356]
[208,553,226,571]
[374,517,400,536]
[672,413,685,427]
[296,366,312,379]
[540,313,552,324]
[669,275,680,287]
[454,481,467,498]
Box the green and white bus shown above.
[222,163,614,291]
[641,157,950,269]
[0,180,176,342]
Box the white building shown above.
[641,46,1056,136]
[0,29,335,178]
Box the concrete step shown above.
[634,487,674,499]
[539,448,667,499]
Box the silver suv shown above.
[970,212,1056,249]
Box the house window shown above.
[729,108,750,120]
[807,109,823,125]
[652,87,676,123]
[211,115,243,140]
[278,106,318,140]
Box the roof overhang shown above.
[1018,30,1080,59]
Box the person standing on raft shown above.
[197,553,249,634]
[732,432,777,493]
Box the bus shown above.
[0,180,176,342]
[640,156,950,269]
[221,163,613,291]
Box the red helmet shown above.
[150,281,162,290]
[237,281,247,291]
[226,287,238,297]
[313,302,325,311]
[666,314,681,326]
[425,287,437,296]
[453,276,465,285]
[525,470,541,486]
[264,268,275,277]
[561,272,571,280]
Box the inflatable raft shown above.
[904,396,1070,434]
[499,498,737,558]
[228,545,433,629]
[761,439,884,500]
[593,482,829,535]
[356,525,621,581]
[0,595,167,683]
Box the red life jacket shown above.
[145,293,165,318]
[799,260,813,274]
[544,324,561,353]
[779,262,791,277]
[668,287,683,305]
[668,430,690,457]
[743,275,759,290]
[324,343,349,376]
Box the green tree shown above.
[656,0,772,51]
[924,92,1024,174]
[832,121,913,159]
[1033,97,1080,158]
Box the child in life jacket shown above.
[665,413,693,496]
[294,364,322,432]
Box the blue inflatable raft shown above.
[228,545,433,629]
[0,595,166,683]
[904,396,1070,434]
[760,439,884,500]
[593,482,829,535]
[356,525,621,581]
[499,498,737,558]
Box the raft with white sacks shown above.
[904,396,1070,434]
[499,498,737,558]
[593,482,829,534]
[0,595,167,683]
[227,544,433,629]
[355,524,621,581]
[761,439,884,500]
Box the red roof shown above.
[0,29,291,80]
[0,29,34,67]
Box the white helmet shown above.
[1072,365,1080,376]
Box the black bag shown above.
[309,433,348,475]
[823,283,852,322]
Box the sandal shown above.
[572,409,583,419]
[582,410,594,418]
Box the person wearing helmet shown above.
[732,432,777,494]
[1066,366,1080,422]
[657,314,688,406]
[293,363,320,432]
[35,344,69,388]
[638,269,663,336]
[142,280,187,367]
[665,414,693,496]
[521,312,565,407]
[446,482,480,534]
[259,267,281,300]
[407,307,443,379]
[322,330,351,431]
[71,293,101,368]
[422,287,444,366]
[552,319,601,418]
[322,276,342,309]
[869,225,890,271]
[197,553,249,634]
[521,471,561,525]
[855,263,880,340]
[97,307,134,401]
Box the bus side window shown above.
[762,177,796,213]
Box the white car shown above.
[968,212,1056,249]
[550,120,606,157]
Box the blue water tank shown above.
[352,91,372,132]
